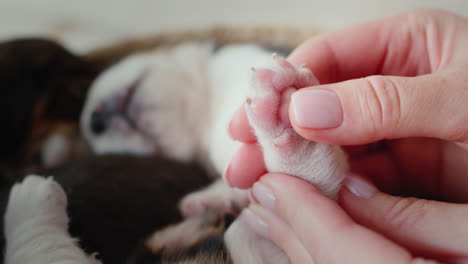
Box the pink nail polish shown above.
[344,174,378,199]
[251,182,276,210]
[240,208,270,239]
[291,89,343,129]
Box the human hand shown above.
[241,173,462,263]
[226,9,468,262]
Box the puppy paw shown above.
[179,181,249,218]
[246,57,347,199]
[5,175,68,235]
[247,56,318,146]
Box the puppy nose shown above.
[90,106,109,135]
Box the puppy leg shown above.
[246,56,348,198]
[4,175,101,264]
[225,57,349,264]
[179,179,248,218]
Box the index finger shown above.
[288,10,433,83]
[229,105,257,143]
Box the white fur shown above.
[80,43,213,162]
[244,59,348,198]
[3,44,348,263]
[4,175,101,264]
[80,43,279,170]
[41,133,72,169]
[225,218,291,264]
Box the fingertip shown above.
[289,106,337,145]
[288,91,379,146]
[290,88,343,128]
[287,88,346,145]
[229,106,257,143]
[224,143,266,189]
[343,174,379,199]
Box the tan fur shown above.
[145,211,225,254]
[164,253,232,264]
[143,211,233,264]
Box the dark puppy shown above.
[0,38,99,180]
[0,38,231,264]
[2,155,235,264]
[47,155,213,264]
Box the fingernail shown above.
[240,208,270,239]
[344,174,378,199]
[291,89,343,129]
[251,182,276,210]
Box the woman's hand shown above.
[241,173,458,263]
[227,9,468,262]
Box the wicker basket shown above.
[83,26,320,69]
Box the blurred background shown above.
[1,0,468,53]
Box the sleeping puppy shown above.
[76,42,349,263]
[80,42,348,210]
[4,42,349,264]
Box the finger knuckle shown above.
[288,202,306,228]
[439,70,468,142]
[359,76,403,135]
[413,69,468,141]
[446,125,468,143]
[404,8,451,22]
[384,197,428,230]
[283,199,321,236]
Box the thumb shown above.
[289,68,468,145]
[340,174,468,260]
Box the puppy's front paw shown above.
[179,182,249,218]
[247,56,318,147]
[5,175,68,234]
[246,57,347,199]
